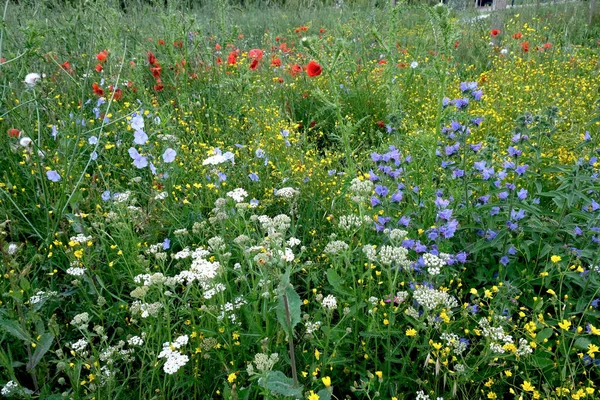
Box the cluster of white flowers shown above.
[130,301,163,318]
[378,245,410,269]
[7,243,18,255]
[349,178,374,203]
[516,338,533,356]
[227,188,248,203]
[440,333,467,356]
[158,335,189,374]
[174,228,188,236]
[323,240,349,255]
[287,237,301,247]
[71,338,89,353]
[154,191,168,200]
[388,229,408,242]
[70,234,92,244]
[113,191,131,203]
[202,150,234,165]
[1,380,31,397]
[478,318,514,354]
[66,266,86,277]
[71,312,90,329]
[246,353,279,375]
[322,294,338,310]
[413,286,458,310]
[423,253,447,276]
[337,214,372,230]
[29,290,57,305]
[275,187,299,199]
[208,236,226,252]
[215,296,247,324]
[127,336,144,346]
[253,214,292,235]
[362,245,378,261]
[305,320,321,334]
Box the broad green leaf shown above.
[276,286,301,333]
[266,371,303,398]
[573,337,592,351]
[27,332,54,371]
[0,319,32,342]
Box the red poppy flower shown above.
[61,61,72,73]
[112,88,123,101]
[454,41,460,49]
[173,40,183,48]
[378,60,387,65]
[512,32,523,39]
[96,50,108,62]
[0,58,5,63]
[290,64,302,77]
[158,39,165,45]
[92,83,104,96]
[7,128,20,138]
[490,29,500,37]
[376,120,385,128]
[216,57,222,65]
[249,59,259,70]
[271,58,281,67]
[95,63,103,72]
[306,60,322,77]
[543,42,552,49]
[215,43,221,51]
[150,64,162,79]
[154,79,164,91]
[319,28,325,33]
[148,51,157,66]
[248,49,264,61]
[227,51,237,65]
[521,41,529,52]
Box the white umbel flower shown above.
[24,72,42,87]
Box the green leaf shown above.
[326,269,351,296]
[26,333,54,371]
[573,337,592,351]
[317,388,332,400]
[536,328,553,343]
[266,371,303,398]
[0,319,32,342]
[276,286,301,333]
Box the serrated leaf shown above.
[276,286,301,333]
[326,269,351,296]
[266,371,303,398]
[27,332,54,371]
[0,319,32,342]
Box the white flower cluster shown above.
[362,245,378,261]
[423,253,447,276]
[349,178,374,203]
[71,312,90,329]
[66,267,86,277]
[158,335,189,374]
[305,320,321,334]
[127,336,144,346]
[440,333,467,356]
[71,338,88,353]
[322,294,338,310]
[216,296,247,324]
[253,214,292,235]
[70,234,92,243]
[154,191,168,200]
[338,215,372,230]
[478,318,515,354]
[29,290,57,305]
[413,286,458,310]
[323,240,349,255]
[1,380,32,397]
[113,191,131,203]
[246,353,279,375]
[378,245,410,269]
[388,229,408,242]
[227,188,248,203]
[516,338,533,356]
[275,187,299,199]
[130,301,163,318]
[202,150,234,165]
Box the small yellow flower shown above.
[588,343,599,358]
[307,391,320,400]
[521,381,535,392]
[227,373,236,383]
[470,288,478,295]
[558,319,571,330]
[314,349,320,360]
[406,328,417,337]
[375,371,382,379]
[546,289,556,296]
[551,255,561,263]
[322,376,331,387]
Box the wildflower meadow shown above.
[1,0,600,398]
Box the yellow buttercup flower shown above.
[322,376,331,387]
[558,320,571,330]
[551,255,561,263]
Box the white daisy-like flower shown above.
[24,72,41,87]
